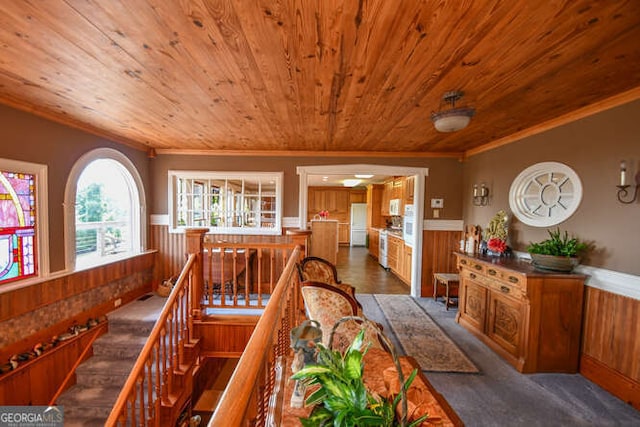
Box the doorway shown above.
[297,164,428,297]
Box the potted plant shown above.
[526,228,588,272]
[291,327,428,427]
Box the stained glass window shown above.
[0,169,37,284]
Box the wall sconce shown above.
[617,160,640,204]
[473,183,489,206]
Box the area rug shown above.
[374,294,479,373]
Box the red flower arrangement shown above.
[318,210,329,219]
[487,238,507,254]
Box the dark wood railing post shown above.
[185,228,208,321]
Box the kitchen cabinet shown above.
[308,187,367,223]
[310,220,339,264]
[368,228,379,259]
[455,253,586,373]
[367,184,384,228]
[392,177,404,200]
[401,244,412,284]
[387,234,402,274]
[349,190,366,204]
[381,177,406,216]
[381,180,393,216]
[404,176,415,205]
[338,223,350,245]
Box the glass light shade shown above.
[431,108,475,132]
[342,179,361,187]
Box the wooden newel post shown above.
[285,229,312,259]
[186,228,209,321]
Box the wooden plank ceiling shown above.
[0,0,639,157]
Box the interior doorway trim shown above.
[297,164,428,298]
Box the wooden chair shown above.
[300,281,386,352]
[297,256,356,296]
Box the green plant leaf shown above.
[344,348,363,380]
[321,378,350,401]
[305,387,328,406]
[291,365,333,380]
[526,227,588,257]
[300,405,332,426]
[347,329,366,353]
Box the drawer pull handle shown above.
[500,285,510,293]
[474,264,482,271]
[488,269,497,276]
[470,273,477,279]
[508,276,519,284]
[460,259,467,265]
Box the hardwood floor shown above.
[335,246,409,294]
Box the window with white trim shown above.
[65,149,146,270]
[0,158,49,285]
[169,171,283,234]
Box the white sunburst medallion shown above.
[509,162,583,227]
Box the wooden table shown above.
[281,348,463,426]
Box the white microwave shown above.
[389,199,401,216]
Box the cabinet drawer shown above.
[484,267,526,291]
[460,268,524,300]
[460,269,491,287]
[488,279,524,301]
[458,258,486,274]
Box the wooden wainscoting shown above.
[580,287,640,410]
[194,315,260,358]
[420,229,464,297]
[0,322,107,405]
[150,224,187,286]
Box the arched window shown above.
[65,149,146,270]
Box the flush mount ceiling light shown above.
[431,90,475,132]
[343,179,361,187]
[355,174,373,179]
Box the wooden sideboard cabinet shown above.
[455,253,586,373]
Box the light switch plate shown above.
[431,198,444,208]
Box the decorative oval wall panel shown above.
[509,162,582,227]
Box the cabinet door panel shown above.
[460,279,487,333]
[338,223,350,244]
[487,292,523,358]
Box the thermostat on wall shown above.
[431,198,444,208]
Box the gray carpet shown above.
[357,294,640,427]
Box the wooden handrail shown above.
[106,229,301,426]
[202,240,297,309]
[49,326,104,406]
[209,246,301,426]
[106,253,197,426]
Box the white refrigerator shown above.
[350,203,367,246]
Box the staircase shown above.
[57,295,164,427]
